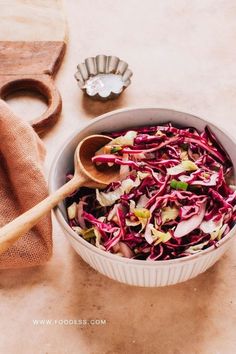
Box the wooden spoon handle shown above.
[0,176,84,255]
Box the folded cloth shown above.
[0,100,52,268]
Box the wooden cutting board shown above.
[0,0,66,134]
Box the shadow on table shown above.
[81,92,129,117]
[0,264,54,290]
[67,251,223,354]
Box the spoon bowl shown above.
[75,134,120,188]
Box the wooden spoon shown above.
[0,134,120,255]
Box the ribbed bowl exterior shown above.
[65,231,232,287]
[50,107,236,287]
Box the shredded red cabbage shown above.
[65,123,236,261]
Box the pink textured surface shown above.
[1,1,236,353]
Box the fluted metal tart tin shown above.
[75,55,133,100]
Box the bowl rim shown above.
[49,106,236,266]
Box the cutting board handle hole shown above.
[1,79,49,122]
[0,76,62,134]
[4,89,47,122]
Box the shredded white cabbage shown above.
[210,223,227,240]
[67,202,77,219]
[136,194,149,208]
[200,217,223,234]
[167,160,198,175]
[111,130,137,146]
[94,228,106,250]
[144,224,172,244]
[185,241,209,254]
[151,227,172,245]
[96,177,141,207]
[161,206,179,223]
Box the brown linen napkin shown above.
[0,99,52,268]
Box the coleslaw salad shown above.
[66,123,236,261]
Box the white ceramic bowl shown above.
[49,108,236,287]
